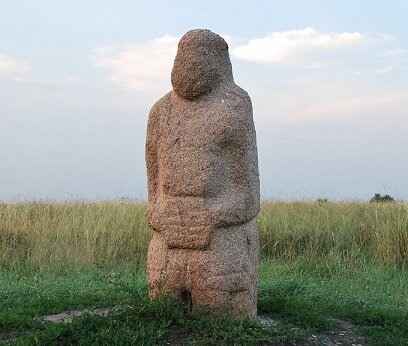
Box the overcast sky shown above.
[1,1,407,201]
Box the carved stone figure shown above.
[146,29,260,318]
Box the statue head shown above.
[171,29,234,100]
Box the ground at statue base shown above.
[40,307,366,345]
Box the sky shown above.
[1,0,407,201]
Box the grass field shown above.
[1,201,407,345]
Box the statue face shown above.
[171,51,220,100]
[171,30,233,100]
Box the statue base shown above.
[147,221,259,319]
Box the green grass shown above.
[0,267,303,345]
[1,201,407,344]
[1,263,407,345]
[259,261,408,345]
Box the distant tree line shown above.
[315,193,396,203]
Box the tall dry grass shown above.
[1,201,407,270]
[258,201,408,267]
[0,201,150,270]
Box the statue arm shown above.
[145,106,160,230]
[239,115,261,222]
[211,96,260,227]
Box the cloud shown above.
[289,92,408,122]
[377,47,407,74]
[253,78,408,124]
[93,29,405,96]
[231,27,368,66]
[0,53,30,74]
[381,48,406,57]
[94,35,179,93]
[12,76,77,85]
[375,65,396,74]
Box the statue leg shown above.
[147,233,187,300]
[187,221,259,318]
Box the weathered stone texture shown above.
[146,29,260,318]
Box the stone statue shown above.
[146,29,260,318]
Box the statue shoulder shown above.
[148,91,174,119]
[232,86,252,108]
[222,85,253,121]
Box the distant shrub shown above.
[369,193,395,203]
[317,198,329,203]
